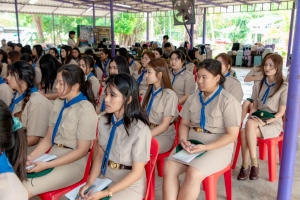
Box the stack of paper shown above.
[172,148,205,164]
[26,154,57,170]
[65,178,112,200]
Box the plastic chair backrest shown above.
[139,96,143,102]
[193,66,197,82]
[96,85,103,104]
[144,138,159,200]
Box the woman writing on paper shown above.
[163,59,241,200]
[78,74,151,200]
[237,54,287,180]
[24,65,97,198]
[0,100,28,199]
[142,58,178,154]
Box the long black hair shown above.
[20,53,33,64]
[0,49,8,63]
[60,45,73,65]
[33,44,43,59]
[196,59,225,86]
[0,100,27,182]
[57,64,95,108]
[104,74,149,135]
[9,61,36,119]
[85,51,103,71]
[117,48,130,61]
[79,55,97,77]
[40,54,62,93]
[109,56,130,75]
[49,48,59,60]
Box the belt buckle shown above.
[57,143,63,147]
[110,161,120,170]
[195,127,204,132]
[150,123,157,128]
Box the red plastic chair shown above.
[144,138,159,200]
[38,144,95,200]
[139,95,143,102]
[257,133,283,182]
[96,85,103,105]
[156,104,182,177]
[202,164,232,200]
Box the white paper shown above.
[65,178,112,200]
[26,154,57,170]
[172,147,205,164]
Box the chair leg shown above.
[278,140,283,164]
[232,137,241,169]
[267,140,277,182]
[259,141,267,160]
[203,176,217,200]
[157,158,164,177]
[224,169,232,200]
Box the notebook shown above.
[26,154,57,170]
[65,178,112,200]
[172,145,205,164]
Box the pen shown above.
[74,185,95,199]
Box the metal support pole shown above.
[202,8,207,44]
[110,0,115,57]
[190,24,194,50]
[93,2,96,43]
[146,12,149,41]
[286,2,295,67]
[14,0,20,43]
[52,13,56,46]
[277,1,300,199]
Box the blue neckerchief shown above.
[0,152,14,174]
[9,86,38,113]
[94,64,100,69]
[51,92,88,144]
[261,78,275,104]
[32,62,37,69]
[103,59,110,78]
[0,77,5,84]
[199,86,222,131]
[224,71,230,78]
[146,86,162,115]
[129,59,135,67]
[137,69,147,85]
[100,116,124,177]
[171,67,186,85]
[100,99,105,112]
[87,72,95,79]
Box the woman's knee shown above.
[184,166,204,184]
[242,101,250,109]
[245,119,258,129]
[164,160,186,177]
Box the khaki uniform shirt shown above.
[95,67,103,81]
[246,66,263,78]
[180,87,242,134]
[137,67,148,92]
[1,63,8,78]
[185,62,195,73]
[0,83,13,106]
[0,173,28,200]
[68,38,76,48]
[224,76,244,103]
[130,59,141,79]
[50,98,97,149]
[169,69,195,100]
[89,75,101,101]
[98,116,151,166]
[34,66,42,85]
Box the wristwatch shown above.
[107,188,113,197]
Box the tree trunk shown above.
[31,14,44,43]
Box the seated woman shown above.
[78,73,151,200]
[177,47,195,73]
[7,61,53,154]
[39,54,62,101]
[117,47,141,79]
[72,47,81,63]
[238,54,287,180]
[137,52,155,94]
[169,50,195,105]
[60,45,78,65]
[21,51,42,89]
[85,51,103,83]
[79,55,100,102]
[24,64,97,198]
[0,100,28,200]
[97,56,130,114]
[163,59,241,200]
[100,49,112,79]
[153,48,163,59]
[215,53,244,103]
[142,58,178,154]
[49,47,60,61]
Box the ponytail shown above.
[82,79,96,108]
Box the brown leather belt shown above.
[108,160,132,170]
[54,143,74,150]
[192,127,213,134]
[150,121,174,128]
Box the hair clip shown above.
[12,117,22,132]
